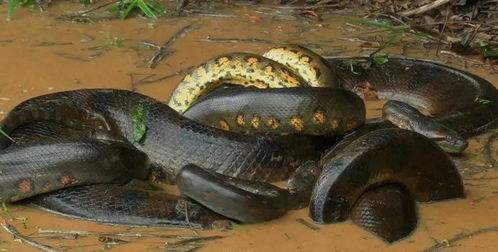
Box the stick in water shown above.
[1,221,62,252]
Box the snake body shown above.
[0,138,149,202]
[0,45,496,243]
[309,128,464,223]
[184,87,365,136]
[0,89,295,184]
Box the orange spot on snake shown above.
[251,116,261,129]
[331,119,340,129]
[246,57,259,65]
[299,56,311,64]
[60,176,78,186]
[346,121,358,131]
[290,117,304,131]
[216,57,230,65]
[18,180,32,193]
[282,70,301,87]
[266,117,279,129]
[236,115,245,126]
[219,120,230,131]
[312,110,326,123]
[265,65,274,74]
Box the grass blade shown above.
[121,0,137,20]
[137,0,157,19]
[7,0,20,21]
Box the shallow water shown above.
[0,2,497,251]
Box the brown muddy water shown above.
[0,2,497,252]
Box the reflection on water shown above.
[0,2,497,251]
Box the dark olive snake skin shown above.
[0,89,293,184]
[29,184,230,229]
[382,100,468,153]
[0,54,496,242]
[5,121,231,229]
[0,138,149,202]
[309,128,464,223]
[330,56,498,137]
[350,184,417,243]
[184,87,365,136]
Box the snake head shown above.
[426,130,468,154]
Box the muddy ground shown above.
[0,1,497,251]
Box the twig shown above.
[176,0,189,12]
[54,52,90,62]
[439,50,484,65]
[149,49,175,69]
[38,228,94,235]
[200,37,285,45]
[190,12,237,18]
[162,24,199,48]
[483,132,498,167]
[295,218,321,231]
[184,201,199,236]
[422,226,498,252]
[133,66,195,86]
[265,3,341,10]
[145,23,199,68]
[2,221,61,252]
[165,235,224,247]
[77,0,120,16]
[400,0,452,17]
[435,6,450,57]
[129,73,157,91]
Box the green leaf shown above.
[0,127,14,142]
[350,63,361,75]
[477,98,493,105]
[482,46,498,59]
[7,0,20,21]
[136,0,157,19]
[373,56,389,64]
[229,221,241,229]
[401,1,410,9]
[121,0,138,20]
[146,0,165,14]
[132,105,148,144]
[370,32,402,57]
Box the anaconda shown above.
[183,87,365,136]
[0,46,496,242]
[165,47,495,241]
[174,46,496,151]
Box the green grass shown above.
[108,0,165,20]
[0,128,14,142]
[6,0,166,21]
[6,0,33,21]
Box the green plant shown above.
[6,0,166,21]
[108,0,165,20]
[6,0,33,21]
[0,128,13,142]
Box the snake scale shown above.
[0,44,496,243]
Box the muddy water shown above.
[0,2,497,251]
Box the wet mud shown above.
[0,2,497,251]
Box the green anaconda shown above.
[0,49,496,243]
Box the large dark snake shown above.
[0,51,496,243]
